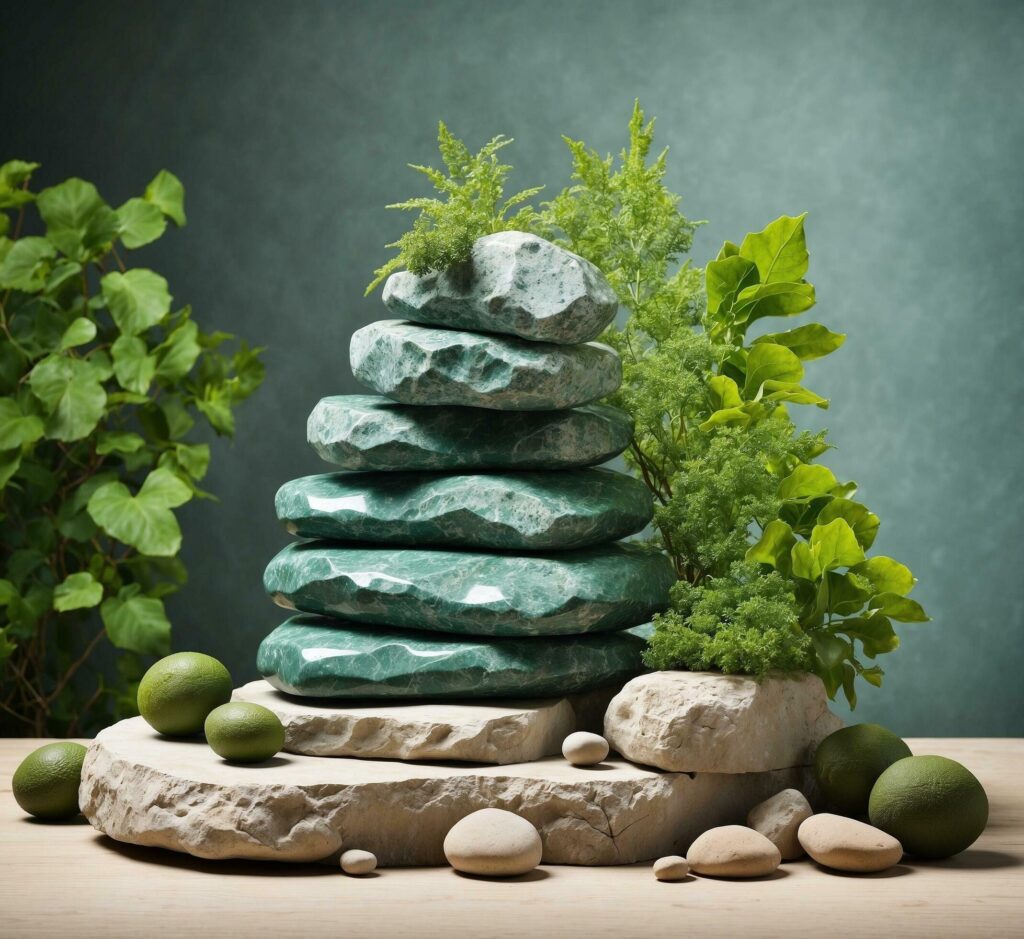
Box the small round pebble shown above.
[653,855,690,881]
[561,731,609,766]
[443,808,543,877]
[687,825,781,878]
[798,813,903,873]
[340,849,378,875]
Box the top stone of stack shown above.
[382,231,618,345]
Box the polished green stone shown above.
[350,320,621,411]
[381,231,617,345]
[307,395,632,471]
[264,541,674,637]
[258,615,653,698]
[275,468,653,550]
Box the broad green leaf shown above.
[154,316,200,381]
[708,374,743,410]
[0,579,17,605]
[705,255,757,315]
[116,197,166,249]
[53,571,103,612]
[791,540,821,580]
[747,519,796,570]
[28,354,107,441]
[823,570,872,616]
[0,237,55,290]
[698,402,760,431]
[853,556,916,596]
[861,665,885,687]
[195,385,235,435]
[0,160,39,208]
[173,442,210,479]
[841,614,900,657]
[742,342,803,399]
[869,592,929,622]
[112,335,156,394]
[716,240,740,260]
[812,632,849,670]
[45,259,82,293]
[144,170,186,227]
[778,463,839,500]
[0,397,44,448]
[0,448,20,489]
[0,626,17,661]
[101,269,172,336]
[754,323,846,361]
[732,281,816,324]
[36,178,108,259]
[100,587,171,655]
[60,317,97,350]
[738,213,809,284]
[87,466,192,556]
[817,498,880,549]
[761,380,829,408]
[811,518,866,571]
[96,431,145,455]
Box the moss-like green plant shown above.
[365,122,543,294]
[0,162,264,735]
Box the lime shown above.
[869,755,988,858]
[204,702,285,763]
[814,723,912,816]
[137,652,233,736]
[12,741,88,820]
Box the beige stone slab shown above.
[231,680,613,764]
[79,716,809,866]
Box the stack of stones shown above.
[257,232,676,720]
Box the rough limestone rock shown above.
[746,788,814,860]
[350,320,621,411]
[443,809,543,877]
[257,617,653,699]
[604,671,842,773]
[382,231,617,345]
[264,541,674,637]
[652,855,690,881]
[798,814,903,873]
[308,395,632,472]
[79,716,810,866]
[686,825,782,878]
[232,680,618,764]
[274,468,653,551]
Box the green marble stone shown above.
[264,541,674,637]
[257,615,654,698]
[381,231,617,345]
[307,395,632,472]
[350,319,621,411]
[274,468,653,550]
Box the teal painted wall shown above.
[3,0,1021,735]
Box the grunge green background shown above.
[3,0,1021,734]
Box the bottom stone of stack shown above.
[232,680,617,764]
[80,717,811,867]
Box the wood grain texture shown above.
[2,738,1022,939]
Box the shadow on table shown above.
[93,834,339,877]
[911,849,1021,871]
[452,868,551,883]
[21,815,91,827]
[810,862,915,879]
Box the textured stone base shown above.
[80,717,811,866]
[231,681,615,764]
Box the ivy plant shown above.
[365,105,929,706]
[0,161,264,736]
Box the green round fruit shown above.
[869,755,989,858]
[204,702,285,763]
[137,652,233,736]
[12,741,88,820]
[814,723,912,816]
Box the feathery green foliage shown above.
[0,162,264,735]
[365,123,543,294]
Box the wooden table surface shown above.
[2,737,1022,939]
